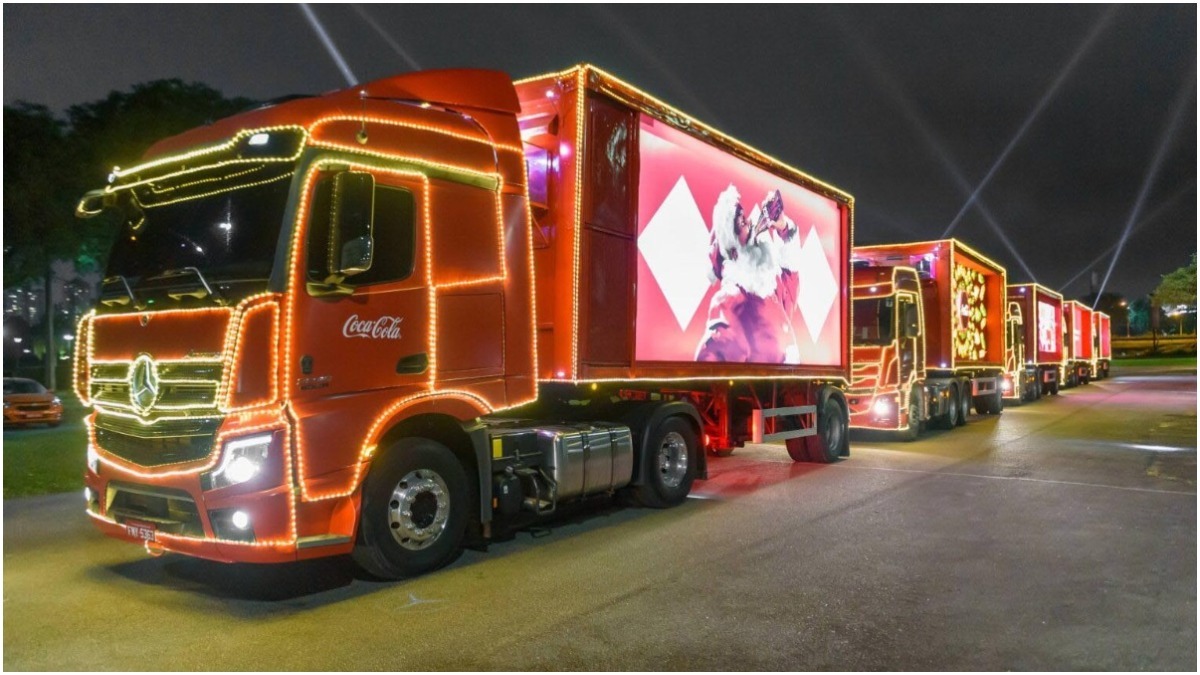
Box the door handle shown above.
[396,352,429,375]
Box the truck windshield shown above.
[101,164,295,299]
[853,298,895,346]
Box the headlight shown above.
[872,397,892,417]
[205,433,273,490]
[51,396,62,406]
[87,445,100,473]
[1001,378,1013,393]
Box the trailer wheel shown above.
[956,385,971,425]
[1049,379,1060,395]
[934,384,958,430]
[633,416,697,508]
[352,438,469,580]
[789,396,847,462]
[899,387,922,442]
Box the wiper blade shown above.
[100,275,142,309]
[154,267,227,305]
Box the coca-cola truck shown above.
[1063,300,1094,386]
[74,64,853,578]
[1093,311,1112,379]
[847,239,1006,439]
[1005,283,1065,401]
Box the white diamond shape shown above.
[796,227,838,341]
[638,176,713,331]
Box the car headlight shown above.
[205,433,273,490]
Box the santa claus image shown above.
[695,185,802,363]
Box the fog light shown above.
[87,446,100,473]
[1001,378,1013,393]
[84,487,92,503]
[231,510,251,530]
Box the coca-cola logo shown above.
[342,314,404,340]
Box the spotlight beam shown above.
[351,4,422,72]
[1057,180,1194,292]
[1093,72,1196,307]
[942,6,1117,237]
[298,3,358,87]
[587,6,725,127]
[828,7,1039,281]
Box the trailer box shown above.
[853,239,1006,371]
[1008,284,1064,366]
[513,67,853,385]
[1066,301,1095,362]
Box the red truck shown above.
[847,239,1006,439]
[1093,311,1112,379]
[74,64,854,578]
[1063,300,1094,386]
[1005,283,1065,401]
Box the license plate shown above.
[124,519,157,541]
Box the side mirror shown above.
[327,172,375,280]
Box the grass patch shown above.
[3,395,89,499]
[1112,356,1197,369]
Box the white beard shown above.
[720,233,780,298]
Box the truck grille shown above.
[90,361,223,415]
[94,414,220,467]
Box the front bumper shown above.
[847,390,909,431]
[4,407,63,425]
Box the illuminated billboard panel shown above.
[634,116,843,366]
[1037,300,1058,353]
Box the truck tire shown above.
[788,396,847,462]
[1049,379,1060,396]
[352,438,469,580]
[632,416,697,508]
[955,384,970,426]
[898,387,922,442]
[934,384,958,430]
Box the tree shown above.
[1128,297,1151,336]
[1155,254,1197,307]
[4,81,254,386]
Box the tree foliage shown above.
[1154,254,1197,307]
[4,80,254,287]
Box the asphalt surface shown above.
[4,366,1195,670]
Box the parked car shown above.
[3,378,63,428]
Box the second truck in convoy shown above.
[847,239,1007,439]
[1064,300,1095,386]
[75,64,854,579]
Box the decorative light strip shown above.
[306,140,500,186]
[309,115,525,155]
[570,66,587,381]
[141,172,294,209]
[296,390,495,502]
[73,310,96,405]
[111,125,308,181]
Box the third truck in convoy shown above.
[1005,283,1065,401]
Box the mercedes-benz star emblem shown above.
[129,355,161,416]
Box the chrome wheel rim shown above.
[658,431,689,489]
[388,469,450,551]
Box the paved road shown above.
[4,367,1195,670]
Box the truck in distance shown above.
[1093,310,1111,379]
[75,64,854,579]
[1063,300,1094,386]
[1005,283,1065,401]
[847,239,1007,440]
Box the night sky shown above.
[4,5,1195,300]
